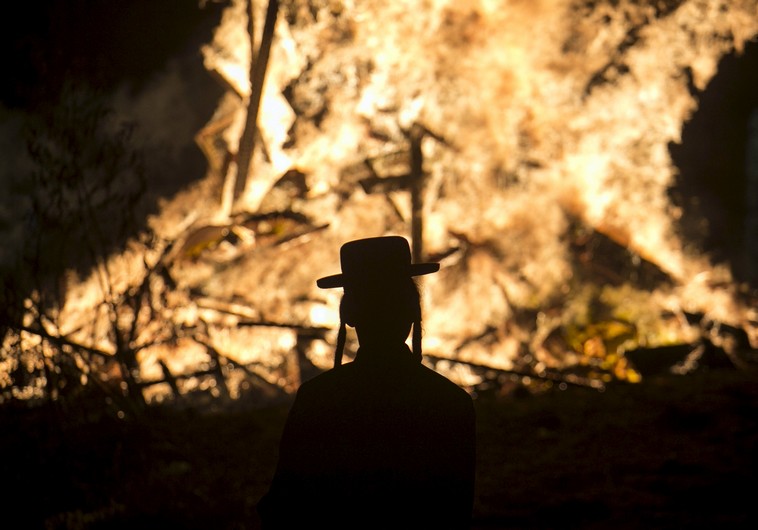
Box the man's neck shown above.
[355,341,414,363]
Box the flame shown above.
[195,0,758,378]
[4,0,757,404]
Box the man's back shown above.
[257,344,476,528]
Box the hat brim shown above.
[316,262,440,289]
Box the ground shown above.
[2,364,756,529]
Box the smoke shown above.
[0,107,32,269]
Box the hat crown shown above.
[340,236,411,282]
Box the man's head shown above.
[340,276,421,342]
[317,236,439,366]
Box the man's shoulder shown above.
[297,359,472,406]
[416,363,474,403]
[296,362,359,392]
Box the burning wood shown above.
[194,0,758,381]
[3,0,758,406]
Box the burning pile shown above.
[192,0,757,380]
[4,0,758,406]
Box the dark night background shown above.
[1,1,224,110]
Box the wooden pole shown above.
[233,0,280,204]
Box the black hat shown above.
[316,236,440,289]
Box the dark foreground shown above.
[3,365,757,529]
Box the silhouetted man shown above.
[257,236,476,529]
